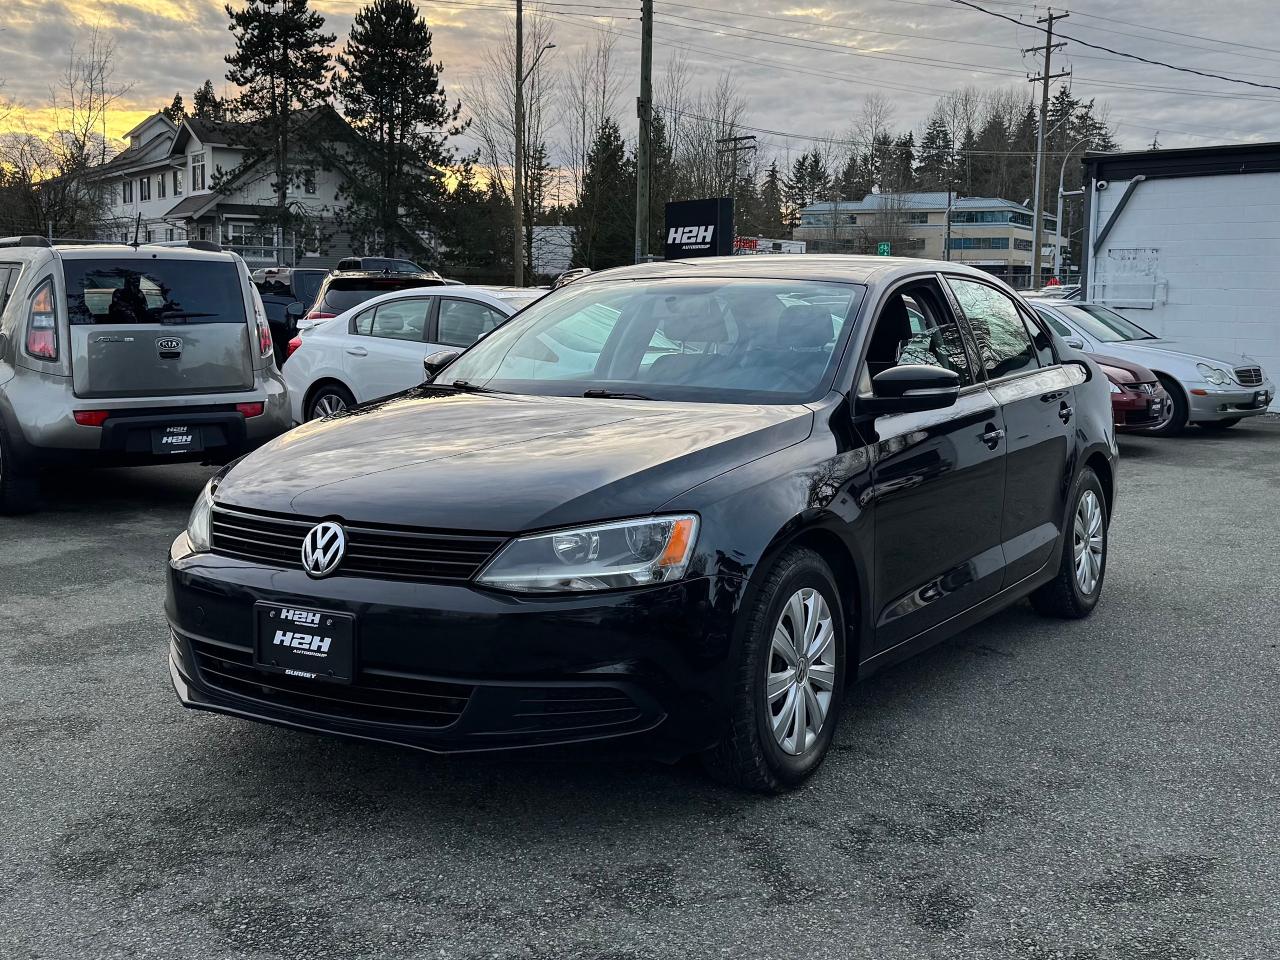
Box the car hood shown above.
[1115,339,1261,372]
[216,390,814,531]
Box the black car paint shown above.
[167,258,1117,758]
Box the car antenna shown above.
[131,212,142,249]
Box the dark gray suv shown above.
[0,238,290,511]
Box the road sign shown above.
[876,241,891,256]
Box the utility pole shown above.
[1027,8,1069,290]
[513,0,524,286]
[634,0,653,263]
[716,135,757,248]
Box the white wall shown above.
[1089,171,1280,400]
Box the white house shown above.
[92,107,364,267]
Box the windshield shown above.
[442,277,864,403]
[64,258,246,325]
[1057,303,1156,343]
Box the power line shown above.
[949,0,1280,93]
[1065,8,1280,60]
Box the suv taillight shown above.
[257,316,273,357]
[25,280,58,360]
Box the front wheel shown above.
[1030,468,1107,619]
[1140,376,1187,437]
[703,547,847,792]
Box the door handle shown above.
[981,425,1005,449]
[346,347,368,357]
[1059,401,1073,424]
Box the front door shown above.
[858,278,1008,653]
[946,277,1075,585]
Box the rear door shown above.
[342,297,434,401]
[429,297,511,354]
[64,256,253,398]
[946,277,1075,585]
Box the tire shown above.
[306,383,355,421]
[1196,418,1240,431]
[0,420,39,514]
[1030,468,1107,619]
[703,547,847,792]
[1141,375,1187,437]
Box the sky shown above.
[1,0,1278,165]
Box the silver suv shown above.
[0,237,290,511]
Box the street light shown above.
[1054,135,1092,282]
[513,33,556,287]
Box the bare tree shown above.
[661,69,748,200]
[560,33,619,205]
[849,91,896,190]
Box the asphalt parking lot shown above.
[3,421,1279,960]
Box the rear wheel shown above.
[306,383,355,421]
[0,421,39,514]
[703,547,847,792]
[1196,418,1240,431]
[1030,468,1107,619]
[1141,375,1186,437]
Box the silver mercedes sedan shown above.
[1027,298,1274,436]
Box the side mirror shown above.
[861,364,960,414]
[285,301,305,319]
[1065,337,1085,350]
[423,349,461,382]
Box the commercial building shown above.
[1081,141,1280,407]
[794,192,1062,289]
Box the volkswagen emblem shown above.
[301,521,346,578]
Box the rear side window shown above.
[946,277,1039,380]
[0,263,17,313]
[63,258,246,325]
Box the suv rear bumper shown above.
[1,370,290,465]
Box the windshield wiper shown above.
[450,379,499,393]
[582,388,655,400]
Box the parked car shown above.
[474,285,549,311]
[552,267,591,289]
[301,270,448,330]
[0,237,290,512]
[250,266,328,309]
[334,256,433,275]
[1037,283,1081,300]
[256,290,306,368]
[1093,354,1169,432]
[282,285,516,421]
[1028,298,1274,435]
[168,256,1115,791]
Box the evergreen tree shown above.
[885,133,916,193]
[758,161,787,238]
[644,112,677,253]
[192,80,226,122]
[572,120,634,269]
[223,0,334,245]
[162,93,186,123]
[838,152,869,200]
[332,0,464,260]
[916,113,954,191]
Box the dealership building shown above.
[794,192,1062,288]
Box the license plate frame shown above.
[253,602,356,685]
[151,424,203,455]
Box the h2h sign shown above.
[664,197,735,259]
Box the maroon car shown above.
[1094,354,1168,431]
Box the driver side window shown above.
[863,281,974,391]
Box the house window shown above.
[906,212,930,224]
[948,237,1010,250]
[191,152,206,192]
[145,229,154,242]
[304,169,316,195]
[1013,238,1034,252]
[157,173,166,199]
[166,228,175,242]
[199,225,210,241]
[173,169,184,196]
[122,180,133,204]
[138,177,151,202]
[120,232,129,243]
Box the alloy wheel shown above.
[312,393,348,419]
[766,587,837,756]
[1073,489,1105,595]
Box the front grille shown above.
[505,687,644,733]
[1235,366,1263,387]
[211,504,508,583]
[1135,382,1156,395]
[188,634,471,728]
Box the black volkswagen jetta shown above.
[167,256,1116,791]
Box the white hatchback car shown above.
[282,286,517,422]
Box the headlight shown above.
[186,479,216,552]
[1196,363,1230,385]
[476,515,699,593]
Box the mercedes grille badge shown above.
[301,521,346,578]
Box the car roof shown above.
[326,283,514,317]
[324,269,439,281]
[574,254,1015,290]
[51,243,239,264]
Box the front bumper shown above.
[1112,384,1169,431]
[1187,380,1275,421]
[166,540,745,757]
